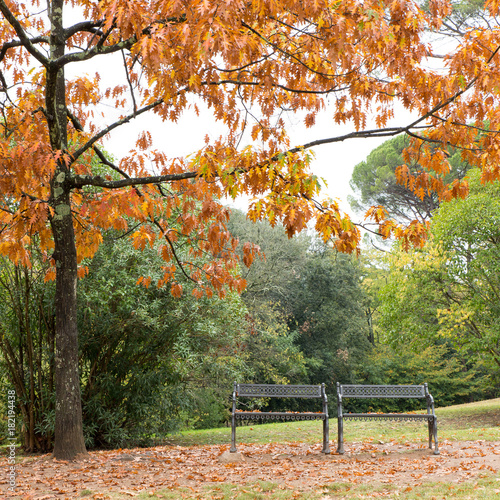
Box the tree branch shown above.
[64,21,105,41]
[0,36,49,62]
[72,170,198,189]
[66,108,131,180]
[55,37,137,66]
[69,99,164,165]
[0,0,49,66]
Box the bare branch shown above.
[122,50,137,114]
[66,108,131,179]
[0,0,49,66]
[69,99,164,164]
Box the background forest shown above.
[1,135,499,454]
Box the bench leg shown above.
[432,417,440,455]
[336,417,344,454]
[428,419,433,450]
[230,414,236,453]
[322,417,331,454]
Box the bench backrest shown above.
[236,383,323,398]
[338,383,427,399]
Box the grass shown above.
[167,397,500,448]
[320,473,500,499]
[109,473,500,499]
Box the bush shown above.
[352,342,492,413]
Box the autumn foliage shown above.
[0,0,467,275]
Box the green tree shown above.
[377,244,447,349]
[76,233,251,446]
[228,211,311,387]
[376,170,500,387]
[228,210,310,314]
[230,213,371,392]
[289,248,371,392]
[355,343,488,412]
[349,135,471,223]
[431,169,500,371]
[0,252,55,452]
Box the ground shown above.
[1,439,499,499]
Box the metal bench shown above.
[230,382,330,454]
[336,383,439,455]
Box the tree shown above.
[356,343,490,411]
[431,169,500,371]
[2,0,500,459]
[349,135,471,223]
[228,209,311,313]
[77,232,251,447]
[0,251,55,453]
[288,248,371,393]
[377,170,500,379]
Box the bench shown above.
[230,382,330,454]
[336,383,439,455]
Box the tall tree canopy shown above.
[2,0,500,459]
[377,170,500,375]
[349,135,471,223]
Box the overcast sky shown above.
[102,99,392,218]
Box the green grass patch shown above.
[113,473,500,499]
[321,473,500,499]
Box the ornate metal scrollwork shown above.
[237,384,322,398]
[340,384,426,398]
[235,412,326,421]
[343,413,434,422]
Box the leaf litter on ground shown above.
[1,439,499,499]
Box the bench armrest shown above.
[232,381,237,414]
[424,383,436,415]
[321,383,328,415]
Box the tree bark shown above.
[51,205,87,459]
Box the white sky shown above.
[102,100,392,218]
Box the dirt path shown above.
[1,440,499,498]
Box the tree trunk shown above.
[51,203,87,459]
[47,0,87,460]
